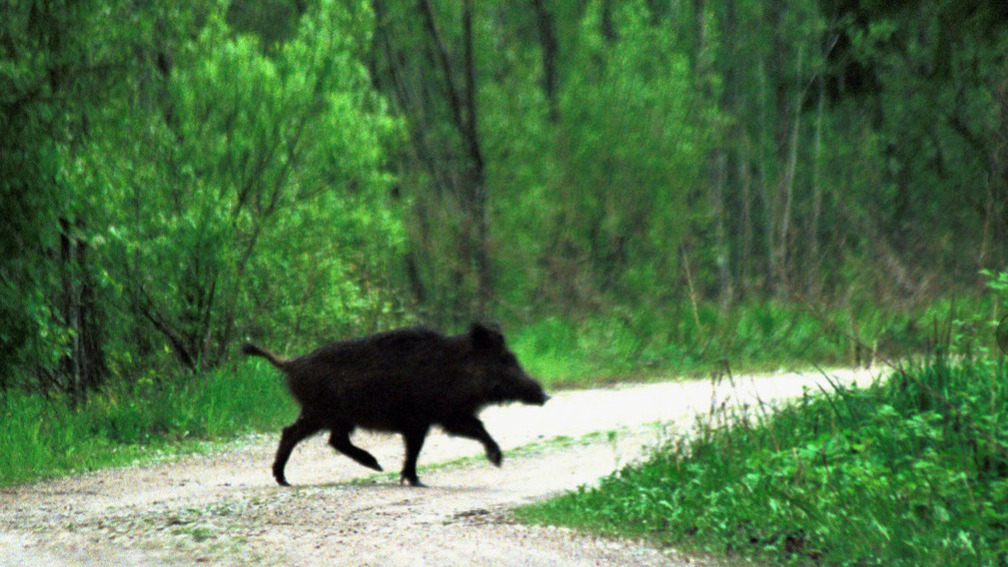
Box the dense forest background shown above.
[2,0,1007,398]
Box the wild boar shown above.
[242,322,549,487]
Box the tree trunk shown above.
[530,0,559,123]
[808,72,826,296]
[695,0,733,309]
[756,59,778,297]
[462,0,492,317]
[714,0,737,309]
[58,218,83,400]
[600,0,616,42]
[739,136,754,298]
[712,151,733,310]
[777,101,800,298]
[773,36,804,299]
[417,0,492,319]
[58,217,107,400]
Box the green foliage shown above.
[0,362,294,487]
[506,1,714,313]
[0,0,112,388]
[100,0,403,366]
[826,1,1008,284]
[561,1,710,244]
[2,0,406,392]
[518,356,1008,565]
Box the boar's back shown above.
[283,327,461,429]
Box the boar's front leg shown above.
[399,424,430,487]
[274,414,322,486]
[442,416,502,467]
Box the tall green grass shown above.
[516,355,1008,565]
[0,361,295,487]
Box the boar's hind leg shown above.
[328,422,383,472]
[443,416,502,467]
[274,415,322,486]
[399,424,430,487]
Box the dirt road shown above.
[0,368,876,566]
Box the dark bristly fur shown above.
[242,323,549,487]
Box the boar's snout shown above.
[529,383,549,405]
[514,374,549,406]
[489,367,549,406]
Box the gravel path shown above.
[0,368,876,566]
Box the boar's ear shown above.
[470,322,504,351]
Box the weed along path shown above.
[0,368,876,566]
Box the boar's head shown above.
[467,322,549,406]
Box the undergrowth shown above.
[516,355,1008,565]
[0,361,295,487]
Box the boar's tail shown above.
[241,343,289,369]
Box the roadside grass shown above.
[515,355,1008,566]
[0,360,295,487]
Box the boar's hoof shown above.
[273,466,290,486]
[400,474,426,487]
[487,447,502,467]
[360,456,383,472]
